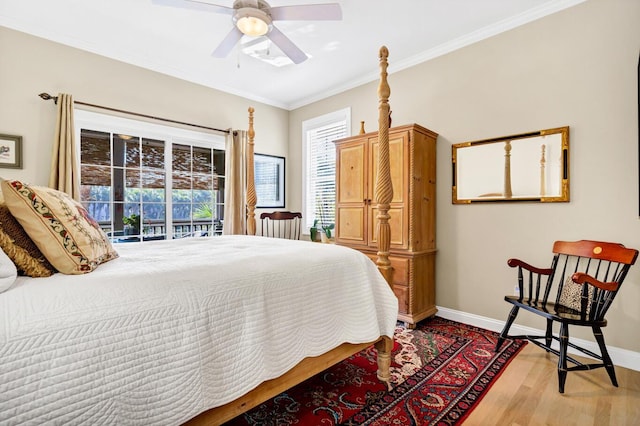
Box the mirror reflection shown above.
[452,126,569,203]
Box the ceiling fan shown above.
[153,0,342,64]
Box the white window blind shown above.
[302,108,350,230]
[255,161,279,202]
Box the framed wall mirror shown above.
[452,126,569,203]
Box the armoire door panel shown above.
[337,143,366,203]
[370,132,407,204]
[337,207,365,243]
[368,206,406,247]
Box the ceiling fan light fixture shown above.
[235,7,271,37]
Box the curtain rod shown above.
[38,93,231,135]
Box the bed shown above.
[0,47,397,425]
[1,236,397,425]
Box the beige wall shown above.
[0,26,289,190]
[290,0,640,352]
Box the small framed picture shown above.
[255,153,285,208]
[0,134,22,169]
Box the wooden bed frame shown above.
[184,46,395,426]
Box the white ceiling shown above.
[0,0,585,110]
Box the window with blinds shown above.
[302,108,350,230]
[76,110,226,242]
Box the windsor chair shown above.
[495,240,638,393]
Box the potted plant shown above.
[310,218,319,242]
[317,204,334,243]
[320,223,334,243]
[123,213,141,235]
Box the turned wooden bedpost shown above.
[375,46,394,286]
[375,336,393,389]
[540,144,546,196]
[246,107,257,236]
[503,141,512,199]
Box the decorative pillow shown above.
[0,245,18,293]
[0,202,56,277]
[558,275,594,314]
[1,180,118,275]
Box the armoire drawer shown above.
[392,285,409,313]
[365,254,410,286]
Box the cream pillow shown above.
[0,245,17,293]
[558,275,594,314]
[1,180,118,275]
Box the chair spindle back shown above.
[511,240,637,321]
[259,211,302,240]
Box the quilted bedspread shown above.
[0,235,398,425]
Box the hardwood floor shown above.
[464,344,640,425]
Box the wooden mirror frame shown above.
[452,126,569,203]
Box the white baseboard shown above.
[435,306,640,372]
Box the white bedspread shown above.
[0,235,398,425]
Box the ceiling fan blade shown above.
[267,25,307,64]
[152,0,234,15]
[270,4,342,21]
[212,27,244,58]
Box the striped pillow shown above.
[0,202,56,277]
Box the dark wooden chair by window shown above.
[260,211,302,240]
[495,240,638,393]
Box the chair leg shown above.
[545,319,553,349]
[496,305,519,352]
[593,326,618,387]
[557,322,569,393]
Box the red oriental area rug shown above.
[225,317,526,425]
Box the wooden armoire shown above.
[334,123,437,326]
